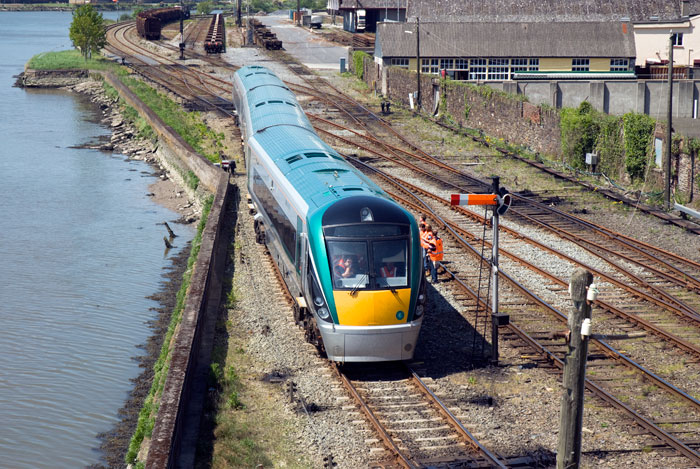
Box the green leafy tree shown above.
[197,1,214,15]
[69,5,106,61]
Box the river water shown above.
[0,11,194,467]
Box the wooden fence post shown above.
[557,268,593,469]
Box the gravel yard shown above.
[203,47,700,468]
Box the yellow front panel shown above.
[334,289,411,326]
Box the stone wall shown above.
[381,64,562,156]
[678,148,699,202]
[354,54,700,202]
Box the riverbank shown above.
[16,69,199,466]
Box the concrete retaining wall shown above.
[95,72,232,468]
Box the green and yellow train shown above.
[233,65,426,362]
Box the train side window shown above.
[295,217,303,274]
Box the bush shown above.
[560,101,599,169]
[594,115,625,177]
[352,50,370,80]
[622,113,655,180]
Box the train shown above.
[136,7,189,41]
[204,14,225,54]
[232,65,426,362]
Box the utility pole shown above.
[557,269,594,469]
[665,33,674,211]
[236,0,241,27]
[296,0,300,26]
[415,17,421,109]
[178,0,185,60]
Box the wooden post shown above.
[557,268,593,469]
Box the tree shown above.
[197,1,213,15]
[69,5,107,61]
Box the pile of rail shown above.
[204,13,225,53]
[351,33,374,51]
[136,7,188,41]
[248,18,282,50]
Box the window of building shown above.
[421,58,439,74]
[454,59,469,70]
[672,33,684,46]
[488,58,509,80]
[610,58,629,71]
[572,58,590,71]
[529,58,539,70]
[511,58,528,71]
[440,59,453,71]
[390,58,408,68]
[469,58,487,80]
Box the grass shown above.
[119,76,226,164]
[27,49,123,73]
[207,323,310,469]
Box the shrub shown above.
[622,113,655,180]
[560,101,599,169]
[352,50,370,80]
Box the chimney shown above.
[681,0,690,17]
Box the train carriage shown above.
[233,66,426,362]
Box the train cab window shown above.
[373,240,408,288]
[327,241,370,290]
[326,236,409,291]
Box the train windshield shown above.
[326,237,409,291]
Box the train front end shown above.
[309,196,426,362]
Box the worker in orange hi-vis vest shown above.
[426,227,443,283]
[419,222,430,273]
[379,261,397,278]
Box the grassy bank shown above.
[27,49,123,72]
[28,50,227,168]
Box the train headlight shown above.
[360,207,373,222]
[418,293,425,303]
[415,304,424,318]
[317,307,330,320]
[314,296,324,307]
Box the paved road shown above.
[262,13,348,71]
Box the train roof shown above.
[236,66,316,134]
[237,65,390,213]
[250,124,386,211]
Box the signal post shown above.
[451,177,511,364]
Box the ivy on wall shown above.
[622,113,655,180]
[352,50,370,80]
[560,101,599,169]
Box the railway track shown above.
[334,363,515,468]
[348,156,700,465]
[102,26,700,464]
